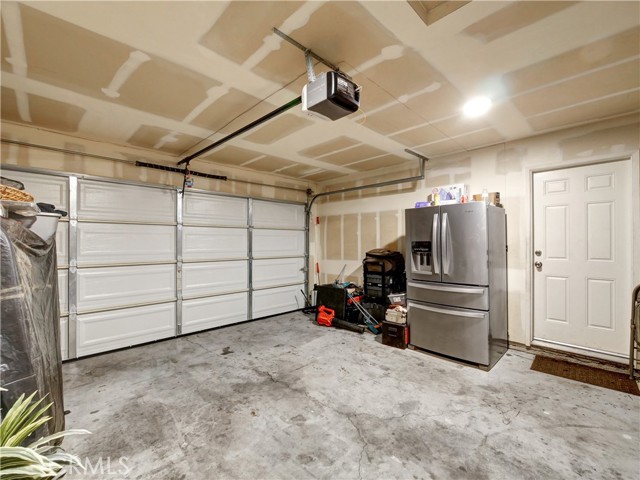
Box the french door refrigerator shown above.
[405,202,507,369]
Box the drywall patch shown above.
[363,103,424,136]
[360,212,377,256]
[242,155,295,172]
[304,171,348,183]
[559,122,640,161]
[453,129,505,150]
[277,163,319,178]
[462,1,576,43]
[343,214,359,261]
[416,139,465,157]
[326,215,342,260]
[200,145,263,166]
[528,91,640,132]
[351,74,397,112]
[391,124,447,147]
[199,1,303,64]
[119,56,219,121]
[348,155,408,171]
[243,114,314,145]
[127,125,202,155]
[319,144,386,166]
[512,59,640,118]
[20,4,131,100]
[254,2,395,84]
[1,24,11,71]
[504,26,640,95]
[191,88,268,132]
[379,210,399,252]
[405,83,464,123]
[430,116,492,138]
[1,87,84,132]
[496,146,527,174]
[361,50,444,99]
[298,136,360,158]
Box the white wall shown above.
[314,114,640,345]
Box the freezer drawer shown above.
[408,301,490,365]
[407,281,488,310]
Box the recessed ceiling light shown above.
[463,96,492,118]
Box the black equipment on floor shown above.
[363,249,406,304]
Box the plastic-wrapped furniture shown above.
[0,217,64,437]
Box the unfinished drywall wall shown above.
[314,114,640,346]
[0,122,311,202]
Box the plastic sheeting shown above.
[1,217,64,437]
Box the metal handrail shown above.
[630,284,640,379]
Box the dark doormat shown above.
[531,355,640,396]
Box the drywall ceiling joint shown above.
[272,27,345,77]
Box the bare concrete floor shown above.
[62,312,640,480]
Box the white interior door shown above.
[533,160,633,358]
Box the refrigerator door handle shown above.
[442,212,451,274]
[409,302,486,319]
[407,282,485,295]
[432,213,439,274]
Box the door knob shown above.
[534,261,543,269]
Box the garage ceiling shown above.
[1,1,638,184]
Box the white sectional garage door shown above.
[3,168,308,358]
[251,200,306,316]
[181,191,249,335]
[75,179,177,356]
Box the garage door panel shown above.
[5,171,68,211]
[183,261,247,298]
[77,223,175,265]
[183,193,247,226]
[60,316,68,361]
[58,269,68,315]
[182,293,248,334]
[76,303,176,357]
[252,201,304,229]
[78,180,175,223]
[77,264,176,312]
[182,227,247,261]
[55,223,68,267]
[252,284,305,319]
[253,257,305,289]
[253,229,305,258]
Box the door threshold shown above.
[510,341,628,374]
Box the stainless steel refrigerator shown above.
[405,203,507,369]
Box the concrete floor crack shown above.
[346,414,369,480]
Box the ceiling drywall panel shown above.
[298,136,361,157]
[1,86,85,132]
[241,155,294,172]
[528,90,640,132]
[1,1,638,186]
[199,1,303,64]
[243,114,314,145]
[319,144,387,166]
[461,1,577,43]
[503,26,640,95]
[512,59,640,117]
[200,145,264,166]
[127,125,203,155]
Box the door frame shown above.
[526,150,640,361]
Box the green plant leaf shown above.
[29,429,91,451]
